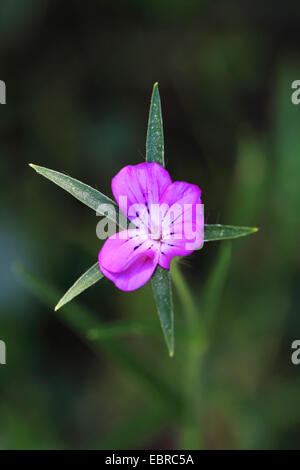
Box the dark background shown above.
[0,0,300,449]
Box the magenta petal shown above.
[160,181,201,207]
[99,230,148,273]
[159,208,204,269]
[98,229,159,291]
[160,182,202,236]
[111,162,172,225]
[100,253,159,291]
[159,182,204,268]
[159,242,194,269]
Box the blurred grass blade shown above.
[274,64,300,248]
[146,82,165,166]
[151,266,174,357]
[16,266,181,410]
[204,224,258,241]
[97,405,169,450]
[55,262,103,311]
[16,265,149,341]
[29,164,128,229]
[146,83,174,356]
[171,260,205,449]
[203,242,232,329]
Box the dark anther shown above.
[133,242,143,251]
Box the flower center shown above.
[151,227,162,241]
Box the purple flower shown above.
[98,162,204,291]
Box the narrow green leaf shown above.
[146,82,164,166]
[146,83,174,356]
[55,262,103,311]
[16,266,182,411]
[151,266,174,357]
[204,224,258,242]
[29,164,128,229]
[16,265,138,341]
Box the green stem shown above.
[171,260,207,450]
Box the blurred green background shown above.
[0,0,300,450]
